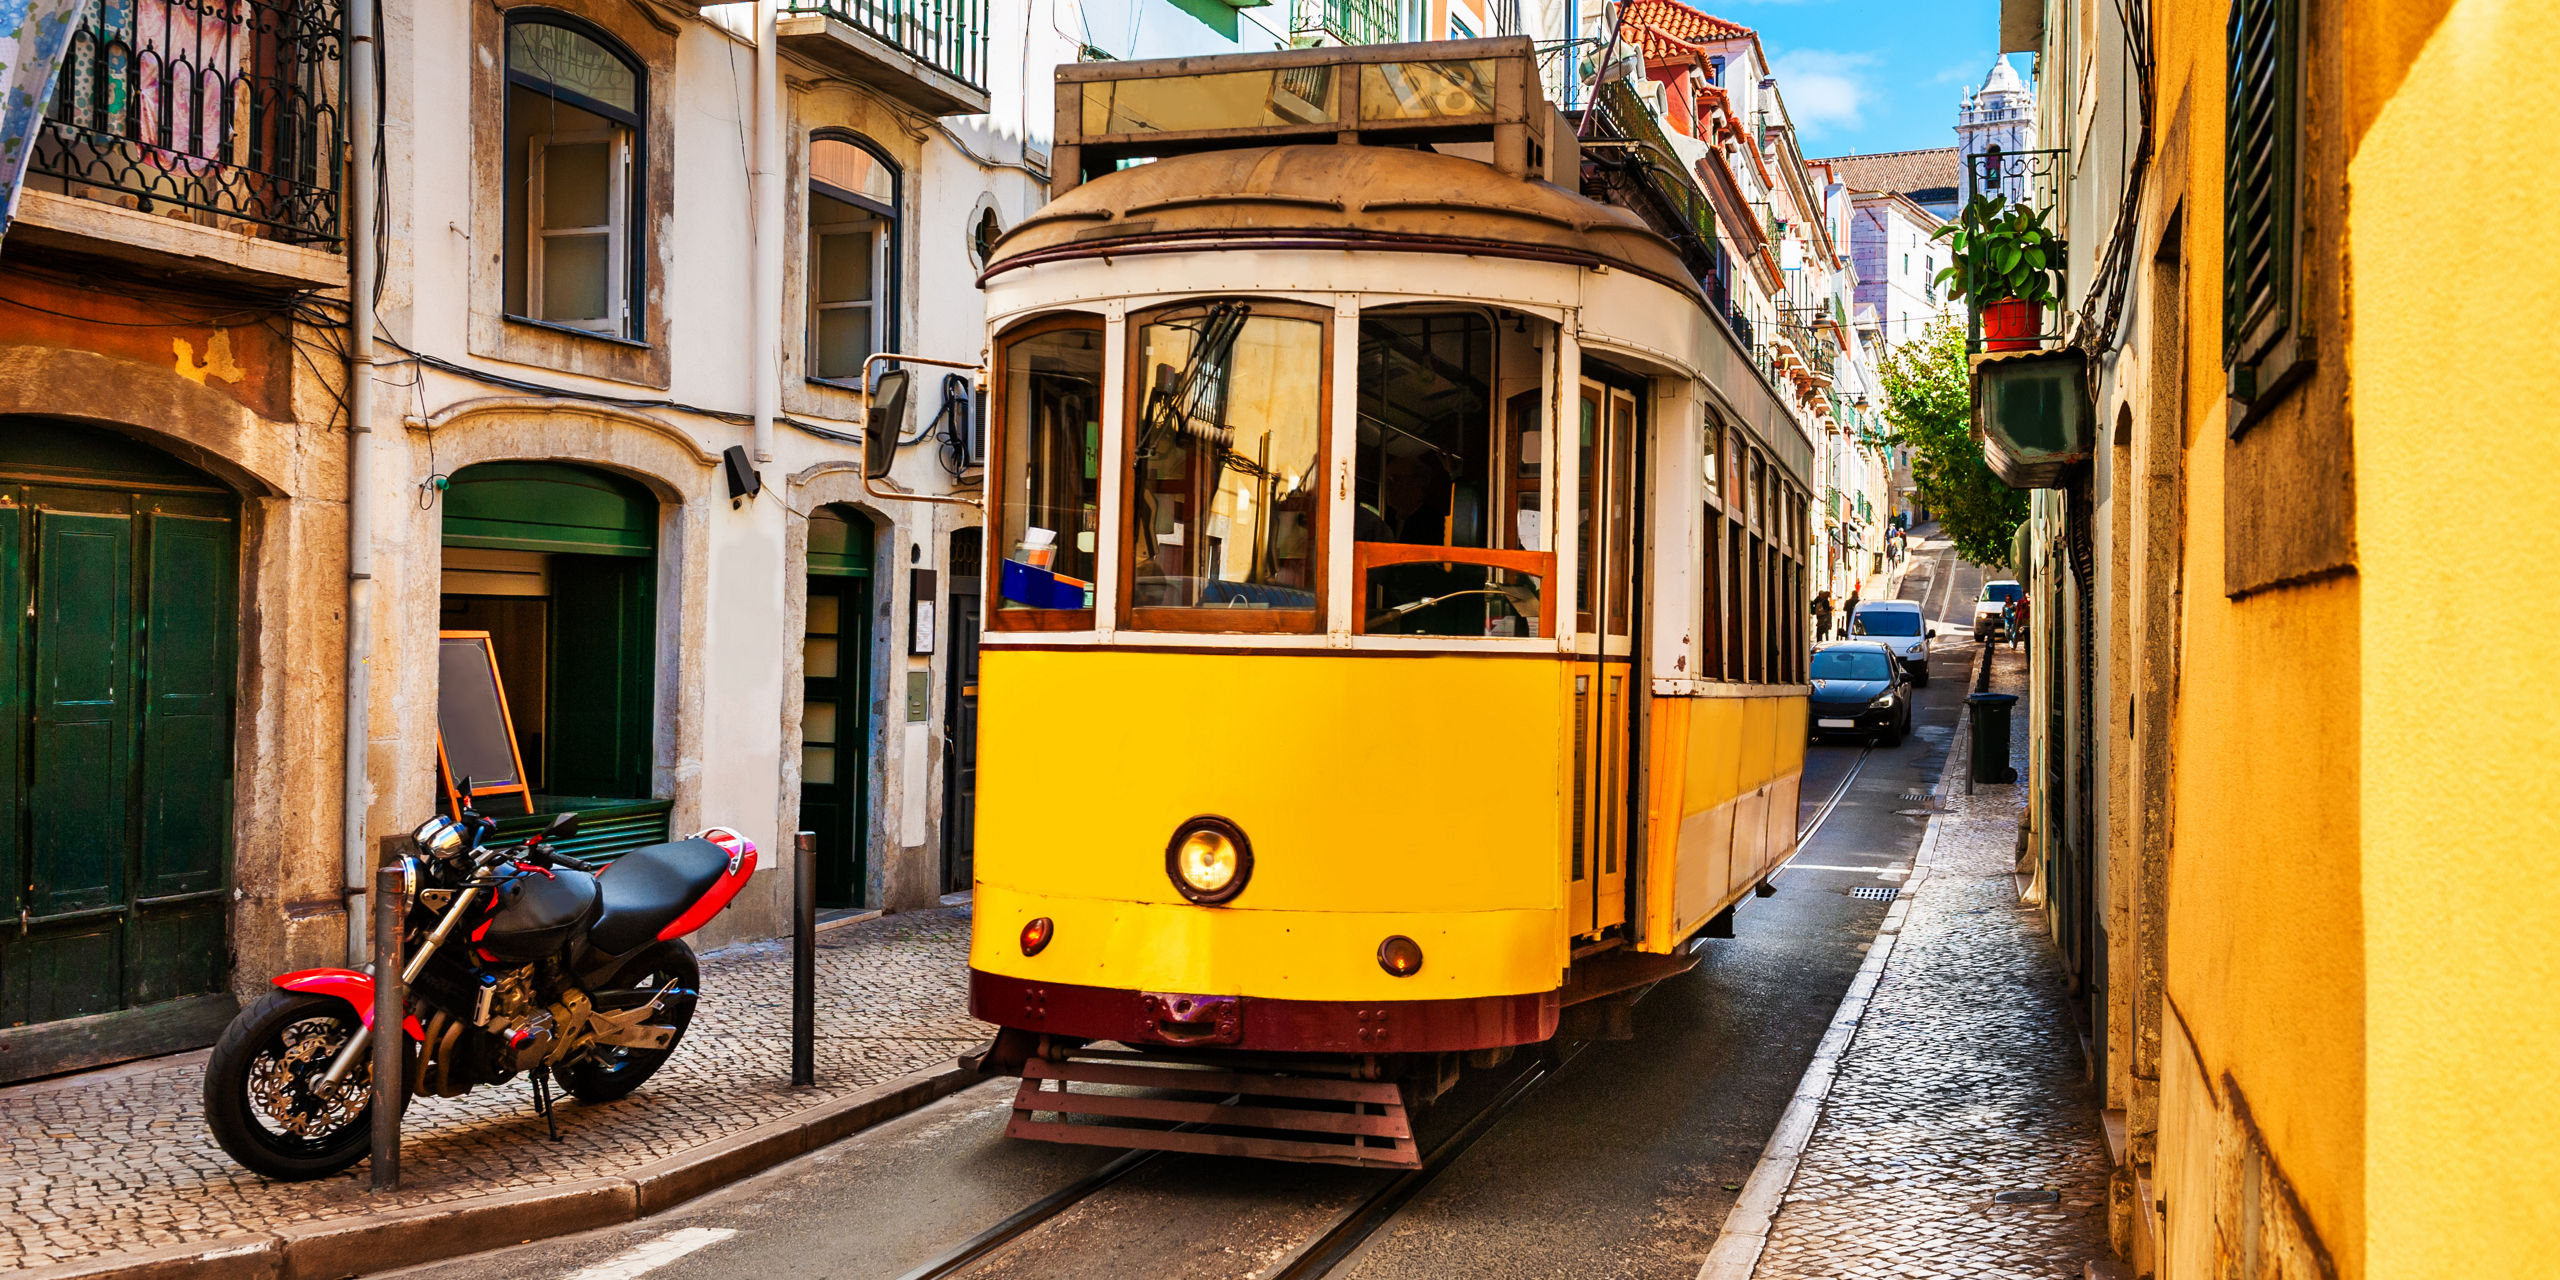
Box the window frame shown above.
[805,129,903,388]
[523,126,631,333]
[502,11,648,343]
[984,311,1108,634]
[1117,297,1335,636]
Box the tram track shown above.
[893,1050,1580,1280]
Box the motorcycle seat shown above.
[589,838,732,955]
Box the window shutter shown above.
[2223,0,2298,367]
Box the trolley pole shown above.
[792,830,817,1087]
[370,860,406,1191]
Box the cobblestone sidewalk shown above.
[0,906,988,1272]
[1753,649,2114,1280]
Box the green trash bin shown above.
[1967,692,2019,784]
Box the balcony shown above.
[1290,0,1395,46]
[26,0,346,251]
[778,0,988,116]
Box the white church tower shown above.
[1957,56,2038,205]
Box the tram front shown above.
[961,38,1815,1167]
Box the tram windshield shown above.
[1350,309,1551,638]
[1127,303,1326,627]
[994,319,1104,615]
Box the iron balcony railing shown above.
[1779,322,1836,385]
[1959,145,2070,354]
[33,0,345,246]
[1291,0,1395,45]
[785,0,988,92]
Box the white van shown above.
[1845,599,1933,685]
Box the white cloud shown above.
[1771,49,1879,139]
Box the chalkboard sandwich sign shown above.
[436,631,534,816]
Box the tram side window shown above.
[1353,311,1542,638]
[993,318,1105,619]
[1127,302,1327,630]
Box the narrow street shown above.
[383,555,2006,1280]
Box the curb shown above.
[17,1060,980,1280]
[1694,654,1971,1280]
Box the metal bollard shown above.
[370,860,406,1191]
[792,830,816,1087]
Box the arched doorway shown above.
[800,506,873,908]
[439,462,669,856]
[0,421,239,1056]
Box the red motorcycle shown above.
[203,784,756,1179]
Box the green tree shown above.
[1878,317,2026,568]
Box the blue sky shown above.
[1709,0,2013,158]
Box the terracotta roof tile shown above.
[1619,0,1753,63]
[1811,148,1962,197]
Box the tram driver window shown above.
[1126,302,1328,631]
[993,317,1104,621]
[1353,309,1546,637]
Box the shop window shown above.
[991,315,1104,625]
[1353,310,1548,638]
[439,463,662,852]
[808,133,899,383]
[503,16,646,339]
[1125,300,1328,633]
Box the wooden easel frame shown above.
[436,630,534,816]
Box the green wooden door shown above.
[1,429,237,1041]
[800,509,872,909]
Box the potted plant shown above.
[1933,194,2062,351]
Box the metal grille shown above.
[33,0,345,245]
[782,0,988,92]
[1850,886,1899,901]
[1290,0,1395,46]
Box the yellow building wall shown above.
[2352,2,2560,1275]
[2148,1,2364,1272]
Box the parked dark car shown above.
[1808,642,1912,747]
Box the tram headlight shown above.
[1166,817,1252,904]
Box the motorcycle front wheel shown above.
[555,939,700,1104]
[203,990,411,1180]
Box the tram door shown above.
[1569,378,1639,938]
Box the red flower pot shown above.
[1981,298,2043,351]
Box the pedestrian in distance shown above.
[2012,592,2031,651]
[1842,585,1862,634]
[1811,590,1834,641]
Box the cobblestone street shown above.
[1754,648,2114,1279]
[0,907,986,1272]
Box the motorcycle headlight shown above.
[412,816,464,860]
[400,856,424,905]
[1166,817,1252,905]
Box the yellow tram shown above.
[962,38,1814,1166]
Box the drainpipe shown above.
[750,0,781,464]
[342,0,380,962]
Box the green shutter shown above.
[138,505,236,899]
[2224,0,2297,364]
[444,462,658,557]
[808,506,875,577]
[0,493,20,936]
[29,500,133,921]
[547,554,656,798]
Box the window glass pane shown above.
[1363,560,1544,638]
[1356,312,1505,634]
[802,745,836,785]
[804,636,840,678]
[1575,389,1598,635]
[806,592,840,635]
[543,141,611,228]
[811,137,894,206]
[539,234,610,322]
[815,222,875,301]
[816,307,873,382]
[1081,68,1335,136]
[509,22,639,116]
[803,700,837,745]
[1359,60,1496,121]
[997,322,1105,611]
[1130,306,1324,618]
